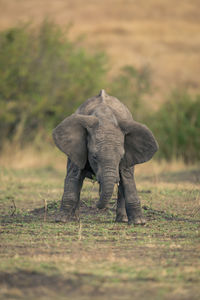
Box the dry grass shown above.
[0,143,65,170]
[0,143,191,175]
[0,0,200,102]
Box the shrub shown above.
[148,90,200,163]
[0,21,107,146]
[110,65,151,121]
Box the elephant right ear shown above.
[52,114,98,169]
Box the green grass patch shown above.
[0,166,200,299]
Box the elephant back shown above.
[76,91,133,123]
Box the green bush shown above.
[148,90,200,163]
[0,21,107,146]
[110,65,151,121]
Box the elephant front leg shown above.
[56,160,85,223]
[115,181,128,222]
[120,167,146,225]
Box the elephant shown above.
[53,90,158,225]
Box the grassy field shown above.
[0,160,199,300]
[0,0,200,101]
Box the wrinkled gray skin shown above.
[53,90,158,225]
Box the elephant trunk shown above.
[96,177,115,209]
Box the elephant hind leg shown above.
[115,179,128,223]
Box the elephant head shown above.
[53,111,158,209]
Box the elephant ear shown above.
[52,114,98,169]
[120,120,159,167]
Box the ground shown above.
[0,161,199,300]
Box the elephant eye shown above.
[92,154,97,161]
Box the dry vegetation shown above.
[0,0,200,103]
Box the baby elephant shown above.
[53,90,158,225]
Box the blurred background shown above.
[0,0,199,168]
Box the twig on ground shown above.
[10,199,16,216]
[44,199,47,222]
[78,220,82,241]
[191,194,200,216]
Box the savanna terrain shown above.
[0,156,199,300]
[0,0,200,102]
[0,1,200,299]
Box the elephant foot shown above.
[55,210,79,223]
[128,215,146,226]
[115,214,128,223]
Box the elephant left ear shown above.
[121,121,159,167]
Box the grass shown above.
[0,161,200,300]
